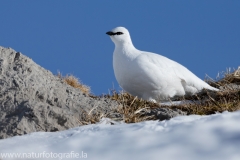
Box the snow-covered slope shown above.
[0,111,240,160]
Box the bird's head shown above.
[106,27,132,46]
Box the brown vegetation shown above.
[57,72,90,95]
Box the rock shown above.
[145,108,187,121]
[0,46,187,139]
[0,46,120,139]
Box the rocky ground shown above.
[0,46,185,139]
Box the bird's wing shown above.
[138,51,208,90]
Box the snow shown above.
[106,27,218,103]
[1,111,240,160]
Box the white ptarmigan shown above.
[106,27,218,102]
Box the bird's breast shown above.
[113,51,159,94]
[113,50,132,83]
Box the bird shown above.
[106,27,219,103]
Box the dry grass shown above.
[171,89,240,115]
[57,72,90,95]
[108,91,160,123]
[76,110,107,125]
[206,67,240,87]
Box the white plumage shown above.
[106,27,218,102]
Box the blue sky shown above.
[0,1,239,95]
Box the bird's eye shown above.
[116,32,123,35]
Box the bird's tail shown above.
[206,85,219,91]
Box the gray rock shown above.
[146,108,187,121]
[0,46,120,139]
[0,46,187,139]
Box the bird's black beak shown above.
[106,31,114,36]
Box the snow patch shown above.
[0,111,240,160]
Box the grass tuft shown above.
[57,72,90,95]
[108,91,160,123]
[206,67,240,87]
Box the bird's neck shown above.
[114,43,140,60]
